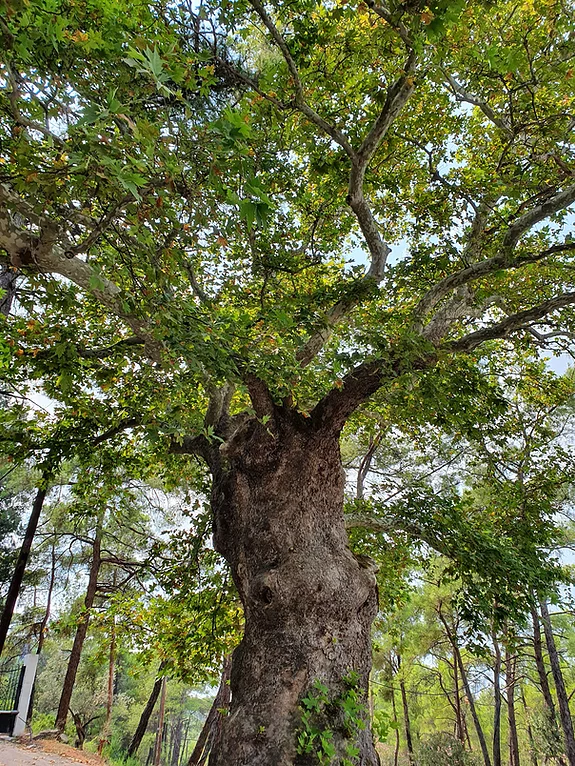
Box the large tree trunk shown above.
[55,528,102,733]
[207,409,380,766]
[128,662,167,757]
[539,599,575,766]
[0,486,47,656]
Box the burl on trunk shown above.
[208,403,380,766]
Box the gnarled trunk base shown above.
[208,412,380,766]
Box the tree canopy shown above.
[2,0,575,763]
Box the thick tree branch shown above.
[415,241,575,322]
[502,183,575,250]
[447,292,575,352]
[0,184,163,361]
[33,336,144,361]
[169,434,212,459]
[366,1,414,49]
[312,288,575,432]
[357,52,416,166]
[311,360,395,434]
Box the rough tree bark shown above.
[55,525,102,733]
[539,599,575,766]
[453,653,465,745]
[128,662,167,757]
[530,604,566,764]
[0,263,17,316]
[201,389,381,766]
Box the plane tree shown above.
[2,0,575,763]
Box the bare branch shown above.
[91,418,140,447]
[247,0,356,159]
[4,64,66,147]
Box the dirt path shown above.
[0,740,105,766]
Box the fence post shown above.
[13,654,39,737]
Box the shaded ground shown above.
[0,740,105,766]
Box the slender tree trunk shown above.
[453,656,466,745]
[399,676,414,762]
[390,683,400,766]
[0,485,48,657]
[539,599,575,766]
[207,410,380,766]
[493,632,502,766]
[181,719,190,766]
[520,688,538,766]
[188,658,232,766]
[505,645,520,766]
[128,663,167,757]
[439,612,492,766]
[98,617,116,755]
[153,677,167,766]
[171,707,185,766]
[531,606,557,715]
[55,527,102,733]
[530,605,566,765]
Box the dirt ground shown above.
[0,739,106,766]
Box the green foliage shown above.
[416,733,478,766]
[297,673,366,765]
